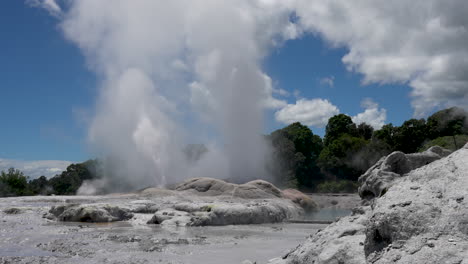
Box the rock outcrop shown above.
[175,177,317,212]
[282,188,317,212]
[147,200,297,226]
[175,178,283,199]
[45,204,134,222]
[46,178,314,226]
[358,146,451,200]
[272,144,468,264]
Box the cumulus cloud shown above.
[0,159,72,179]
[291,0,468,116]
[352,98,387,129]
[275,98,340,127]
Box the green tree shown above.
[357,123,374,140]
[324,114,357,146]
[373,123,397,150]
[29,175,52,195]
[268,130,304,187]
[318,134,368,181]
[0,168,32,197]
[427,107,468,139]
[269,122,324,187]
[48,159,101,195]
[393,118,428,153]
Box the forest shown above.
[1,107,467,197]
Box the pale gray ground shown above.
[0,191,358,264]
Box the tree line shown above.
[0,160,100,197]
[267,107,468,191]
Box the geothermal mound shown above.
[271,144,468,264]
[45,178,316,226]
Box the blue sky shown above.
[0,0,95,161]
[0,0,455,164]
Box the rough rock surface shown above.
[282,188,317,212]
[359,146,451,199]
[147,200,297,226]
[44,178,310,226]
[175,177,283,199]
[45,203,134,222]
[175,177,317,212]
[272,144,468,264]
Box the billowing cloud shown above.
[275,98,340,127]
[352,98,387,129]
[0,159,72,179]
[291,0,468,116]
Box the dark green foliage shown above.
[374,123,398,149]
[269,122,323,187]
[268,130,303,187]
[0,168,32,197]
[427,107,468,139]
[29,176,52,195]
[420,135,468,151]
[357,123,374,140]
[392,119,428,153]
[318,134,368,181]
[48,159,101,195]
[324,114,357,146]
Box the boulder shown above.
[45,204,134,222]
[282,189,318,212]
[175,177,283,199]
[272,144,468,264]
[244,180,283,197]
[175,177,236,196]
[175,177,316,211]
[147,200,299,226]
[358,146,451,200]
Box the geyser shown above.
[58,0,298,191]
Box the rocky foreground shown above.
[0,176,326,263]
[270,145,468,264]
[43,178,316,226]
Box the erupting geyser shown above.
[59,0,299,191]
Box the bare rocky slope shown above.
[270,144,468,264]
[44,177,317,227]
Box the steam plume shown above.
[59,0,296,190]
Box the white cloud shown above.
[275,98,340,127]
[261,73,288,109]
[26,0,62,17]
[320,76,335,87]
[291,0,468,116]
[352,98,387,129]
[0,159,72,179]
